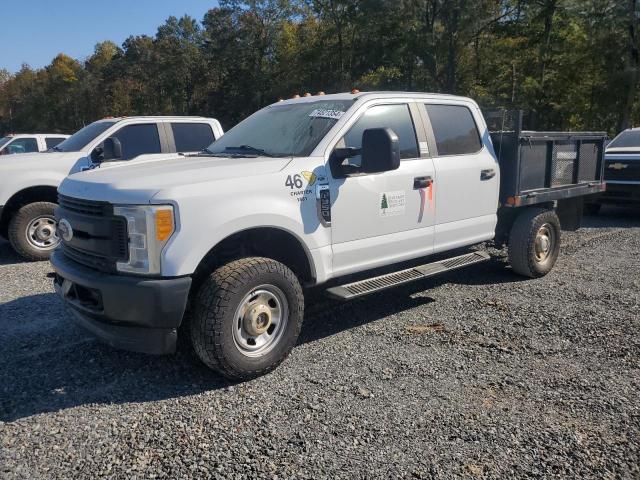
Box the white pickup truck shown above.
[0,116,223,260]
[0,133,70,155]
[51,92,606,380]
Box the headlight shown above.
[113,204,175,275]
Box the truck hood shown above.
[59,154,293,203]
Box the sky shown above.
[0,0,217,73]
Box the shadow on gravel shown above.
[582,205,640,229]
[1,258,517,422]
[0,294,232,422]
[299,256,525,346]
[0,239,27,266]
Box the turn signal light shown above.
[155,209,174,241]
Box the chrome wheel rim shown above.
[232,285,289,357]
[534,223,555,263]
[26,216,59,250]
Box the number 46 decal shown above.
[285,171,318,189]
[285,174,304,189]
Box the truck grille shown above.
[57,195,128,273]
[62,245,118,273]
[604,158,640,182]
[58,194,109,216]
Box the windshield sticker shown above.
[309,109,345,120]
[379,191,406,217]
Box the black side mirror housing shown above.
[102,137,123,161]
[91,137,123,163]
[360,127,400,174]
[333,147,360,160]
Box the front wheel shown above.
[8,202,60,261]
[191,257,304,380]
[508,208,561,278]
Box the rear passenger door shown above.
[167,122,216,154]
[421,103,499,252]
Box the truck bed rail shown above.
[484,110,607,207]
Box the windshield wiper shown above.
[224,145,274,157]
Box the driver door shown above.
[328,102,436,277]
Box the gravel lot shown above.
[1,207,639,479]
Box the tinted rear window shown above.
[171,123,215,152]
[426,104,482,156]
[45,137,67,149]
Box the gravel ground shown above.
[1,206,639,479]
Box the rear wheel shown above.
[508,208,561,278]
[191,257,304,380]
[8,202,59,261]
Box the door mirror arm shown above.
[329,147,361,178]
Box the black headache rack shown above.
[484,110,607,207]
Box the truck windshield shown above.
[0,137,11,148]
[53,121,117,152]
[608,130,640,149]
[205,100,353,157]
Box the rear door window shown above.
[425,104,482,156]
[171,123,215,152]
[111,124,161,160]
[45,137,67,149]
[5,137,39,154]
[342,104,419,163]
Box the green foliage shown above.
[0,1,637,135]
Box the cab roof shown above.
[95,116,218,123]
[275,91,474,106]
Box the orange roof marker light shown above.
[317,91,326,96]
[291,94,300,99]
[351,89,360,94]
[303,92,312,97]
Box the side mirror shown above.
[360,128,400,174]
[91,137,123,163]
[102,137,123,161]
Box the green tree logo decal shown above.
[381,193,389,211]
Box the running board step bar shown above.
[326,251,490,300]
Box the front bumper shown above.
[597,183,640,205]
[50,250,192,354]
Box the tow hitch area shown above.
[326,251,490,300]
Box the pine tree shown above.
[381,193,388,210]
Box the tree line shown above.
[0,0,637,136]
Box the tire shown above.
[584,203,601,216]
[508,207,561,278]
[8,202,59,261]
[191,257,304,380]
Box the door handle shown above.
[413,176,433,189]
[480,169,496,181]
